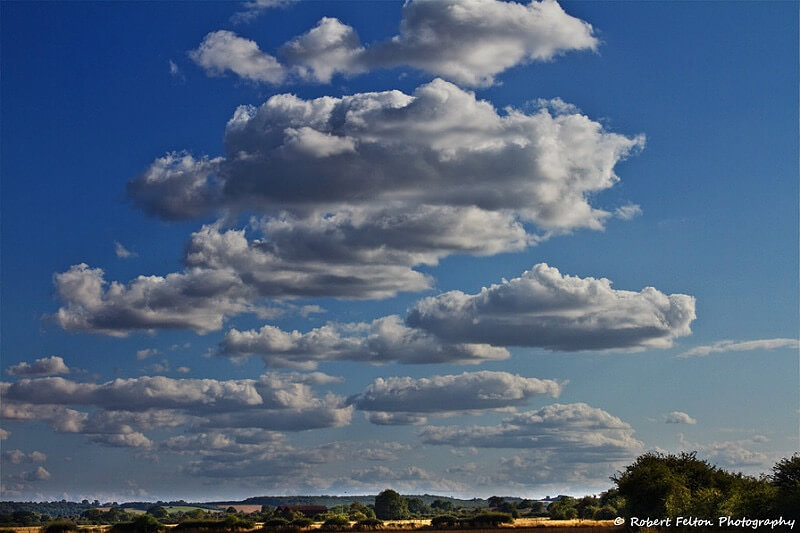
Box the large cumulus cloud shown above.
[408,263,696,351]
[193,0,598,87]
[130,79,642,231]
[220,263,696,368]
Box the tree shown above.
[374,490,409,520]
[430,500,453,513]
[146,507,169,521]
[486,496,504,508]
[547,497,577,520]
[405,498,429,516]
[772,454,800,520]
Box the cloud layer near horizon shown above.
[192,0,598,87]
[419,402,644,462]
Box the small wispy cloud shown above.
[135,348,159,361]
[664,411,697,425]
[614,204,643,221]
[231,0,298,24]
[114,241,137,259]
[678,338,799,358]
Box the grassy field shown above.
[160,507,220,515]
[4,518,621,532]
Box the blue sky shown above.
[1,0,798,502]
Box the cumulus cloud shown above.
[678,338,800,358]
[664,411,697,425]
[2,376,263,411]
[280,17,367,83]
[365,412,429,426]
[350,371,563,422]
[90,432,153,449]
[62,80,646,336]
[677,434,770,468]
[361,0,598,86]
[169,430,343,482]
[204,0,598,86]
[6,356,70,377]
[2,449,47,464]
[0,428,9,440]
[408,263,696,352]
[19,466,51,482]
[492,450,629,492]
[1,373,351,443]
[131,80,642,233]
[190,31,286,84]
[109,81,644,332]
[221,315,508,368]
[52,262,259,336]
[419,402,644,461]
[182,222,433,300]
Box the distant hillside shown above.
[210,494,489,509]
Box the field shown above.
[160,507,220,515]
[3,519,622,533]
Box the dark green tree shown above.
[405,498,429,516]
[374,490,409,520]
[547,497,577,520]
[772,454,800,520]
[430,500,453,513]
[146,507,169,521]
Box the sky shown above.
[1,0,798,502]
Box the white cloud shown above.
[408,263,696,352]
[90,432,153,449]
[350,371,563,421]
[20,466,51,482]
[231,0,297,24]
[280,17,366,83]
[614,204,643,220]
[6,356,70,377]
[664,411,697,425]
[1,373,351,443]
[131,80,643,234]
[3,449,47,464]
[360,0,598,86]
[677,434,770,468]
[176,366,191,374]
[364,412,428,426]
[53,262,258,336]
[221,315,509,368]
[419,402,644,462]
[136,349,159,361]
[2,376,263,411]
[114,241,137,259]
[0,428,9,440]
[111,81,644,330]
[678,338,800,358]
[190,31,287,84]
[207,0,598,87]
